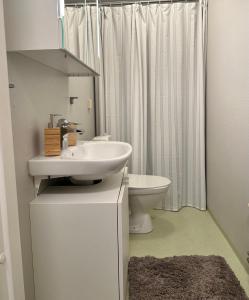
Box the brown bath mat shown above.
[128,255,248,300]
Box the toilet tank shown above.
[92,134,111,141]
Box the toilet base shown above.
[129,213,153,234]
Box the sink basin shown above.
[29,141,132,180]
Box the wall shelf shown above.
[4,0,99,77]
[11,48,99,77]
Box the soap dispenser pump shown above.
[48,114,61,128]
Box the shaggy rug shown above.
[128,255,248,300]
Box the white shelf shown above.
[12,48,99,77]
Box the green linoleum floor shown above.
[129,207,249,295]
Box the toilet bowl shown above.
[128,174,171,234]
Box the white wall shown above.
[68,77,95,140]
[0,2,25,299]
[7,53,95,300]
[206,0,249,271]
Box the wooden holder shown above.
[44,128,61,156]
[68,133,77,146]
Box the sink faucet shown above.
[62,133,69,150]
[57,118,85,148]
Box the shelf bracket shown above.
[34,176,48,197]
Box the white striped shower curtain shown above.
[64,0,208,211]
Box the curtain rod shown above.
[65,0,197,7]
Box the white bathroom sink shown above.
[29,141,132,180]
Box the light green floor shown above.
[129,208,249,295]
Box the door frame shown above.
[0,0,25,299]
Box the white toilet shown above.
[128,174,171,234]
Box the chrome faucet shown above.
[57,118,70,150]
[56,118,85,149]
[62,134,69,150]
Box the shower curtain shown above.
[64,6,99,70]
[64,0,208,211]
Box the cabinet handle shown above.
[0,252,6,264]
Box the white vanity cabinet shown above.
[30,169,129,300]
[3,0,98,76]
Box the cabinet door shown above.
[117,174,129,300]
[4,0,61,51]
[31,201,119,300]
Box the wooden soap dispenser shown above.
[44,114,61,156]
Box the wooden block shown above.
[44,149,61,156]
[44,128,61,135]
[44,144,61,156]
[68,133,77,146]
[44,128,61,156]
[44,144,61,151]
[45,136,61,145]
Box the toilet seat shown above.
[128,174,171,195]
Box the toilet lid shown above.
[128,174,171,190]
